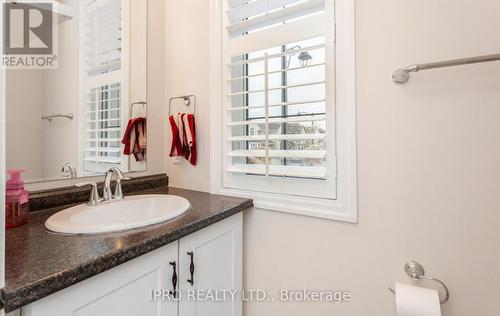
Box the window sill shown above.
[218,188,357,223]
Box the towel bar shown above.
[130,101,147,118]
[41,113,74,122]
[393,53,500,83]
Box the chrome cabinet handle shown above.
[169,261,178,298]
[187,252,195,286]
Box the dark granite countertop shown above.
[2,184,253,312]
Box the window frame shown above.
[209,0,357,222]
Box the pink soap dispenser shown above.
[5,169,29,228]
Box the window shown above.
[82,0,128,174]
[213,0,357,221]
[227,35,331,198]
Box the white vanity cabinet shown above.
[178,213,242,316]
[21,214,242,316]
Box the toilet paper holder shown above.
[389,261,450,304]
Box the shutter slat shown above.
[229,44,324,66]
[228,99,326,111]
[229,150,326,159]
[228,134,326,141]
[228,13,326,56]
[85,147,122,153]
[86,127,121,133]
[84,156,122,164]
[227,0,303,23]
[228,62,326,81]
[86,138,122,142]
[228,114,325,126]
[228,0,324,36]
[229,80,325,96]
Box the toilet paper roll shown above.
[395,283,441,316]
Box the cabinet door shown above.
[178,213,242,316]
[22,242,179,316]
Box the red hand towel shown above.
[169,115,183,157]
[186,114,197,166]
[180,113,190,158]
[169,113,196,166]
[132,119,146,162]
[122,117,146,161]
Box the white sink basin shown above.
[45,195,190,234]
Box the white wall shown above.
[143,0,166,177]
[164,0,500,315]
[164,0,211,192]
[5,70,43,179]
[128,0,148,173]
[41,1,80,179]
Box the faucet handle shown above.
[75,182,101,206]
[114,177,131,200]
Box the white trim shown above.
[0,0,6,289]
[219,187,357,223]
[209,0,224,194]
[120,0,131,172]
[331,0,358,222]
[210,0,357,222]
[228,164,327,178]
[78,0,87,176]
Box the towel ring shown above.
[168,95,196,116]
[130,101,147,118]
[389,261,450,305]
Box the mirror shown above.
[5,0,147,182]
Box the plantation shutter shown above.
[83,0,126,173]
[224,0,336,198]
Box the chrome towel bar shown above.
[41,113,74,122]
[393,53,500,83]
[130,101,147,118]
[168,95,196,116]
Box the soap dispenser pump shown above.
[5,169,29,228]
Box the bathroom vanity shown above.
[2,175,253,316]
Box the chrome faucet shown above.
[61,163,77,179]
[75,168,130,206]
[103,167,130,201]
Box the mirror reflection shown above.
[6,0,148,182]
